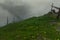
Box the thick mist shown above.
[0,0,60,26]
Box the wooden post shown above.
[7,16,8,25]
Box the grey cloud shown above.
[0,0,60,26]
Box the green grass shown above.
[0,13,60,40]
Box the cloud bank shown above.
[0,0,60,26]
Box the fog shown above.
[0,0,60,26]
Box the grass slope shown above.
[0,13,60,40]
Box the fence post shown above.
[7,16,8,25]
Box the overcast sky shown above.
[0,0,60,26]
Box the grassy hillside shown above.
[0,13,60,40]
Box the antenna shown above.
[51,3,54,11]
